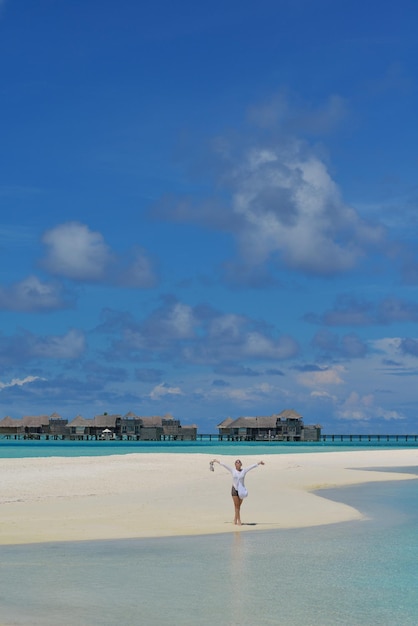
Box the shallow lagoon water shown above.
[1,470,417,626]
[1,438,418,459]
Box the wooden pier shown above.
[1,433,418,443]
[320,434,418,443]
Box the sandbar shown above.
[1,449,417,545]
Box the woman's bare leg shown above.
[232,495,243,525]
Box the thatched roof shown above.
[0,416,23,427]
[217,417,234,428]
[140,415,164,427]
[225,410,303,430]
[277,409,303,420]
[229,415,278,429]
[22,415,50,427]
[70,415,92,426]
[93,414,119,428]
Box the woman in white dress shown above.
[211,458,265,525]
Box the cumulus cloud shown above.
[41,222,157,287]
[0,275,73,312]
[229,143,385,276]
[185,309,298,364]
[149,382,184,399]
[154,95,386,282]
[31,328,86,359]
[106,296,299,367]
[41,222,112,281]
[0,328,86,366]
[242,331,296,359]
[113,299,200,356]
[372,336,418,364]
[310,390,337,401]
[372,337,403,355]
[297,364,346,388]
[305,295,418,326]
[336,391,404,423]
[205,381,279,404]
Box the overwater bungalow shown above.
[218,409,321,441]
[91,414,120,438]
[22,415,51,437]
[0,411,197,441]
[0,415,23,436]
[68,415,92,438]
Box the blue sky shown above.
[1,0,418,433]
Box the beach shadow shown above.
[223,521,258,526]
[223,521,282,528]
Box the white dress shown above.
[219,462,259,496]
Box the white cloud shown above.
[116,299,298,365]
[41,222,113,281]
[371,337,403,356]
[149,383,184,400]
[336,391,404,423]
[41,222,157,287]
[0,375,45,390]
[232,143,385,275]
[310,390,337,401]
[371,336,418,361]
[207,381,278,403]
[297,365,346,388]
[208,313,242,339]
[32,329,86,359]
[159,94,387,281]
[0,275,72,312]
[243,332,297,359]
[163,302,196,339]
[204,312,298,361]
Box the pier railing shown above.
[196,434,418,442]
[320,434,418,443]
[1,433,418,443]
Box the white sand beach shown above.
[1,449,417,545]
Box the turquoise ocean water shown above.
[1,441,417,625]
[1,438,418,458]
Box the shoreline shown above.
[1,449,417,546]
